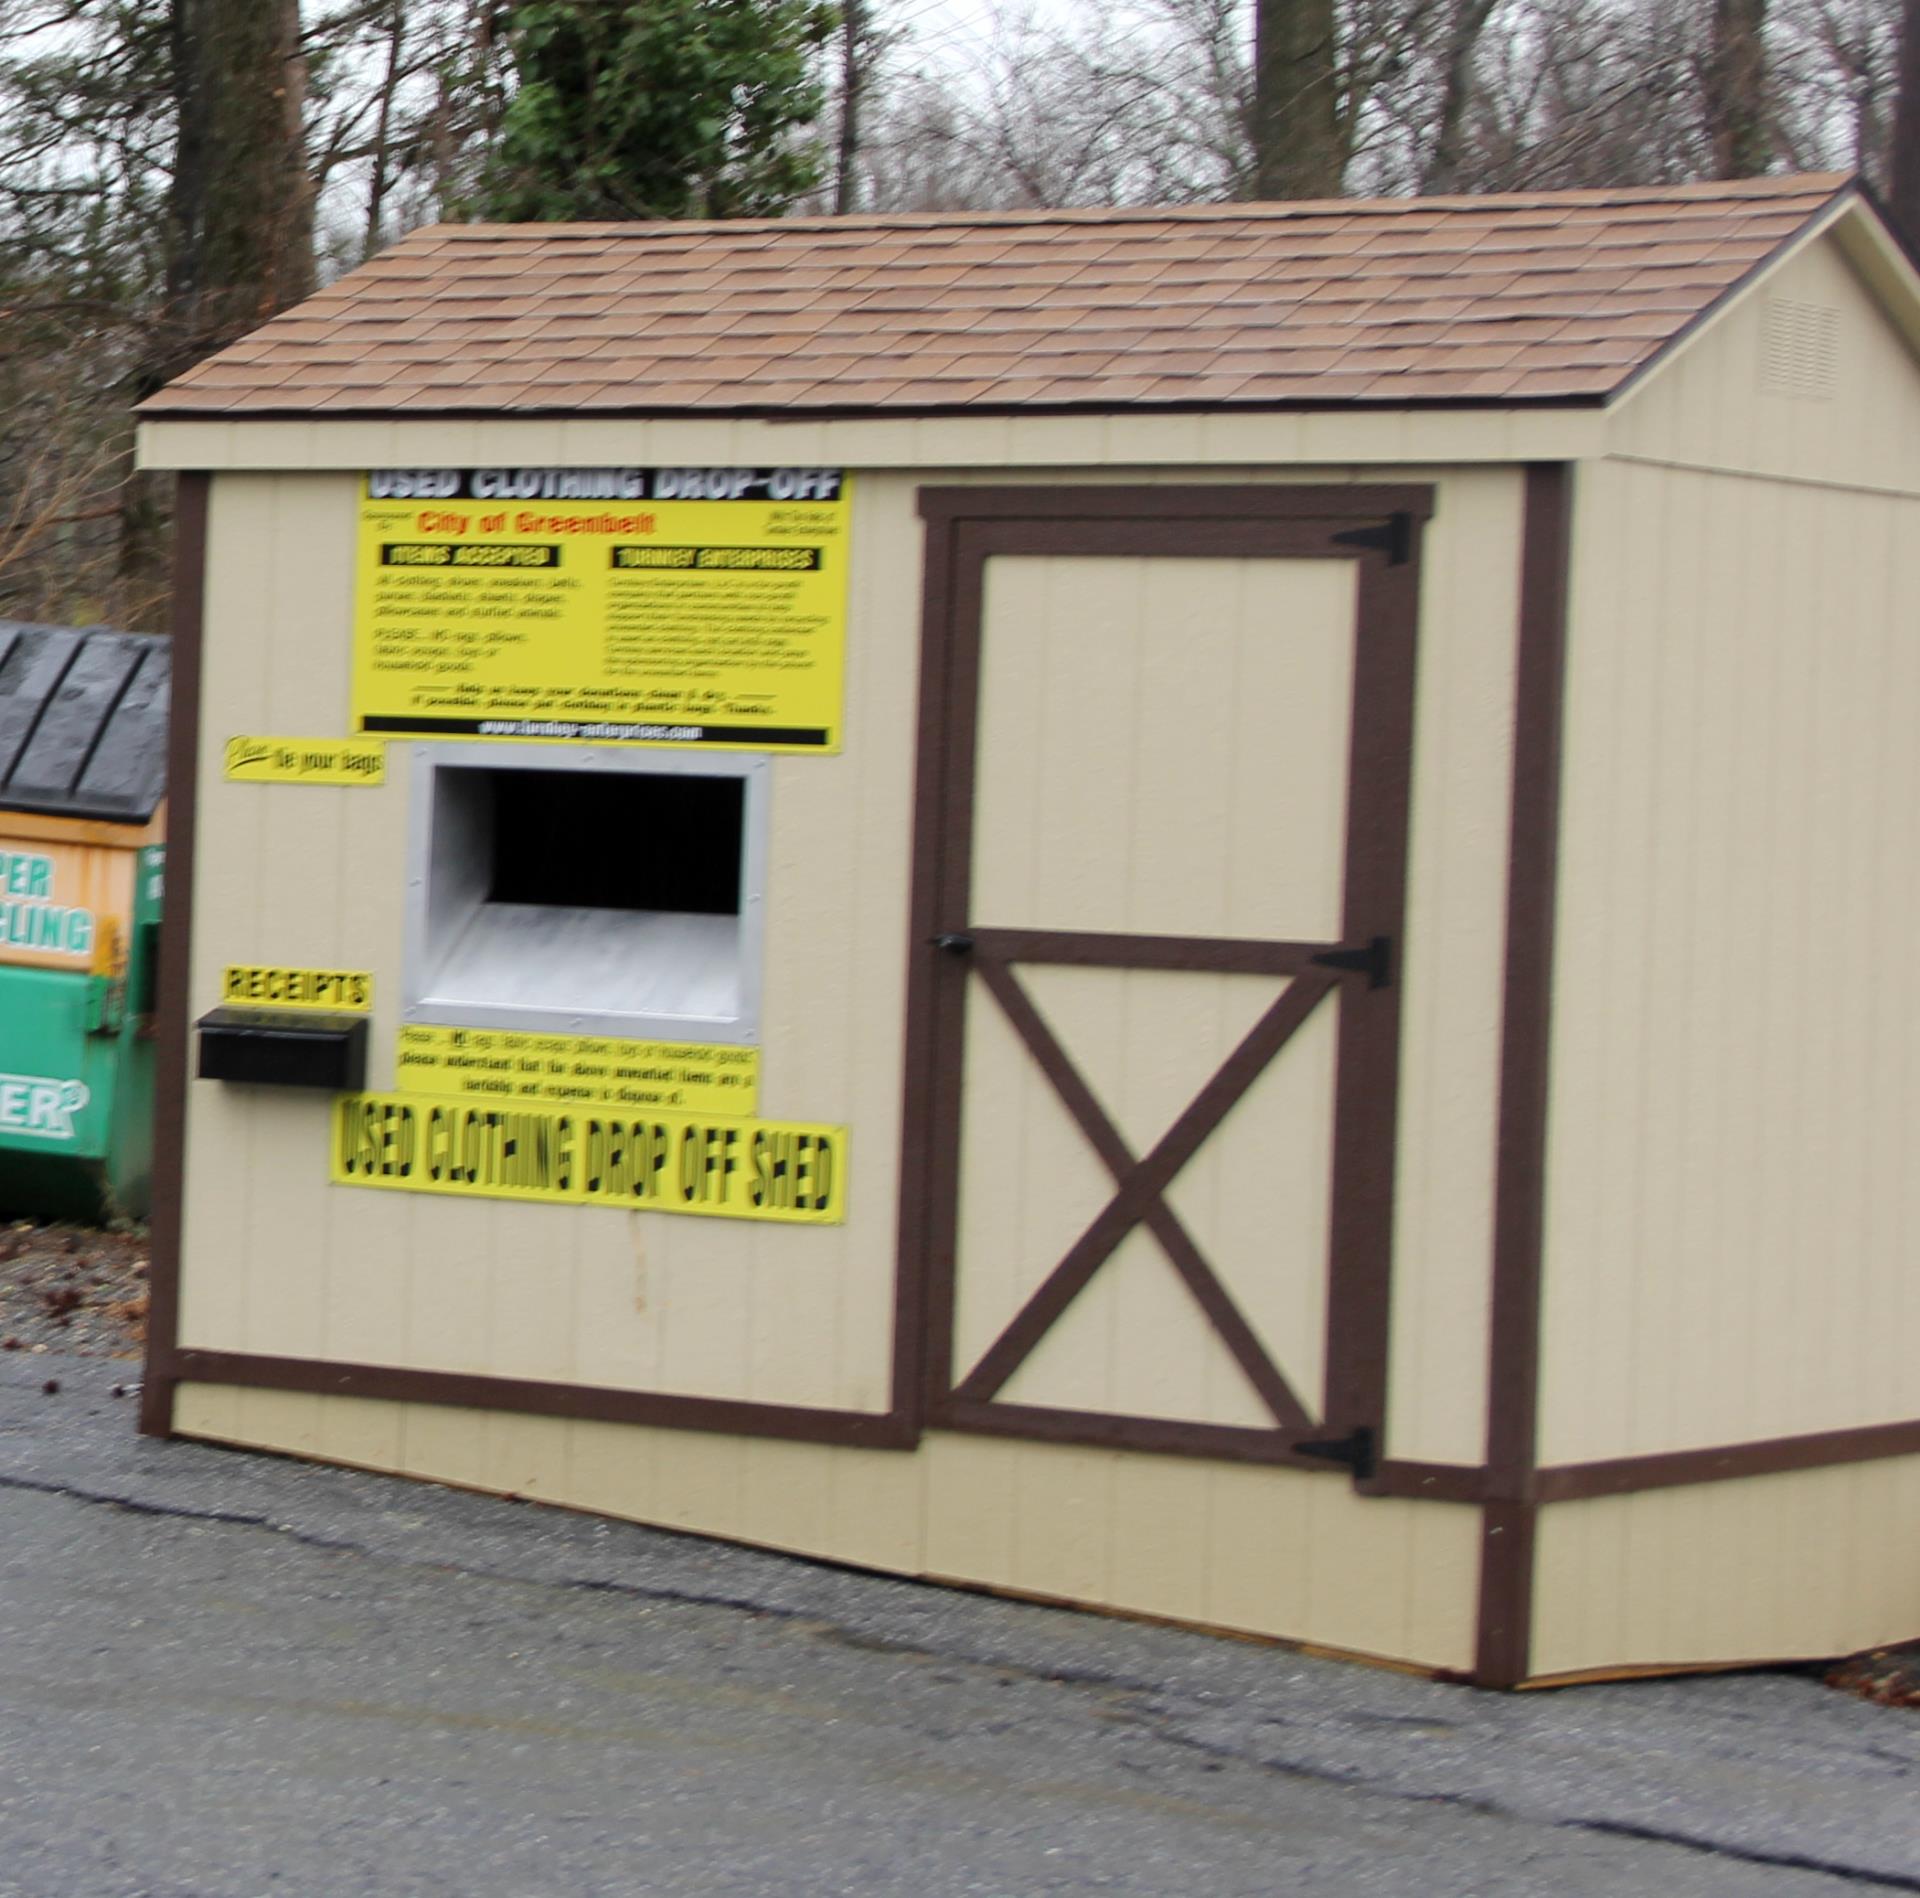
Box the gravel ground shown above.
[4,1349,1919,1896]
[0,1221,148,1361]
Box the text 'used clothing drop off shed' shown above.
[136,173,1920,1686]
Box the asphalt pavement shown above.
[0,1349,1914,1897]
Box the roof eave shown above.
[1825,181,1920,367]
[1602,179,1868,410]
[136,390,1617,427]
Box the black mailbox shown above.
[195,1007,368,1091]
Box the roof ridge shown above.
[400,173,1853,245]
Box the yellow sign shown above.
[351,468,849,752]
[225,736,386,785]
[396,1024,756,1115]
[222,966,372,1010]
[332,1092,845,1224]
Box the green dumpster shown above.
[0,622,168,1221]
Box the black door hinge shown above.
[931,933,974,954]
[1331,512,1415,566]
[1309,935,1392,989]
[1293,1425,1376,1480]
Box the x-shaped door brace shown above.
[948,933,1345,1438]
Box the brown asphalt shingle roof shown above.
[142,174,1855,419]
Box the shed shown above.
[135,172,1920,1686]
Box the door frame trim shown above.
[898,483,1434,1472]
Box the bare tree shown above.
[1252,0,1343,193]
[1705,0,1773,173]
[1420,0,1710,189]
[835,0,871,211]
[1420,0,1500,187]
[1891,0,1920,231]
[306,0,513,265]
[0,0,513,626]
[855,5,1251,210]
[1835,0,1912,211]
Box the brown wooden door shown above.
[897,486,1429,1477]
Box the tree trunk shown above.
[161,0,315,385]
[363,0,411,261]
[1251,0,1343,199]
[1704,0,1770,179]
[1890,0,1920,239]
[835,0,866,214]
[120,0,315,624]
[1420,0,1497,193]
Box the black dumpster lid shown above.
[0,622,169,825]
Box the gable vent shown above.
[1760,299,1839,399]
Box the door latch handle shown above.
[930,933,974,954]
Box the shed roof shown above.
[142,174,1861,421]
[0,624,169,825]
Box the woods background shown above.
[2,0,1916,629]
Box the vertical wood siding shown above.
[952,552,1352,1425]
[173,1382,1483,1673]
[172,455,1526,1663]
[1381,469,1523,1465]
[181,470,922,1415]
[180,461,1522,1463]
[1531,1456,1920,1678]
[1544,441,1920,1468]
[1539,226,1920,1490]
[968,555,1356,942]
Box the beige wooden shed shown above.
[136,171,1920,1687]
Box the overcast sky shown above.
[890,0,1090,67]
[886,2,1247,80]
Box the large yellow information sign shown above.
[352,467,850,751]
[332,1092,844,1225]
[395,1024,757,1116]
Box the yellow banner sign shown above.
[332,1092,844,1224]
[225,736,386,785]
[351,468,849,752]
[395,1024,756,1115]
[223,966,372,1010]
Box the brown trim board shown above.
[916,483,1439,525]
[168,1351,917,1449]
[965,955,1316,1435]
[1319,484,1423,1445]
[952,965,1334,1424]
[140,471,209,1441]
[171,1336,1920,1504]
[1473,462,1574,1688]
[940,1399,1480,1498]
[888,472,965,1428]
[1536,1417,1920,1502]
